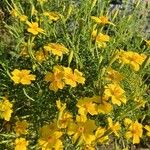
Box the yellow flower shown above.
[118,50,147,71]
[15,138,28,150]
[37,0,47,5]
[10,9,19,17]
[67,120,97,145]
[27,22,44,35]
[145,40,150,47]
[95,127,108,143]
[44,12,60,21]
[38,123,63,150]
[97,96,113,114]
[14,120,29,136]
[124,118,132,127]
[125,121,143,144]
[0,97,13,121]
[108,117,121,137]
[44,43,69,57]
[106,67,124,83]
[96,33,110,48]
[104,83,126,106]
[77,97,98,116]
[44,66,65,91]
[145,125,150,137]
[91,16,115,25]
[11,69,36,85]
[19,15,28,22]
[63,67,85,87]
[35,49,48,63]
[56,100,73,129]
[83,145,95,150]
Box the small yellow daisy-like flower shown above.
[104,83,126,106]
[27,22,44,35]
[145,125,150,137]
[95,127,108,143]
[67,119,97,145]
[107,117,121,137]
[96,33,110,48]
[38,122,63,150]
[14,120,29,136]
[77,97,98,117]
[35,49,48,63]
[0,97,13,121]
[15,138,28,150]
[106,67,124,83]
[11,69,36,85]
[118,50,147,71]
[44,12,60,21]
[63,67,85,87]
[125,121,143,144]
[44,43,69,57]
[19,15,28,22]
[91,16,115,26]
[44,66,65,92]
[10,9,19,17]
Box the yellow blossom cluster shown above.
[44,65,85,91]
[117,50,147,71]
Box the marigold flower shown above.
[77,97,98,117]
[44,43,69,57]
[107,117,121,137]
[125,121,143,144]
[104,83,126,106]
[56,100,73,129]
[118,50,147,71]
[67,120,97,145]
[95,127,108,143]
[19,15,28,22]
[97,96,113,114]
[106,67,124,83]
[35,49,48,63]
[38,123,63,150]
[96,33,110,48]
[91,16,115,26]
[63,67,85,87]
[14,120,29,136]
[145,125,150,137]
[27,22,44,35]
[11,69,36,85]
[0,97,13,121]
[44,66,65,91]
[44,12,60,21]
[15,138,28,150]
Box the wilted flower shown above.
[11,69,36,85]
[0,97,13,121]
